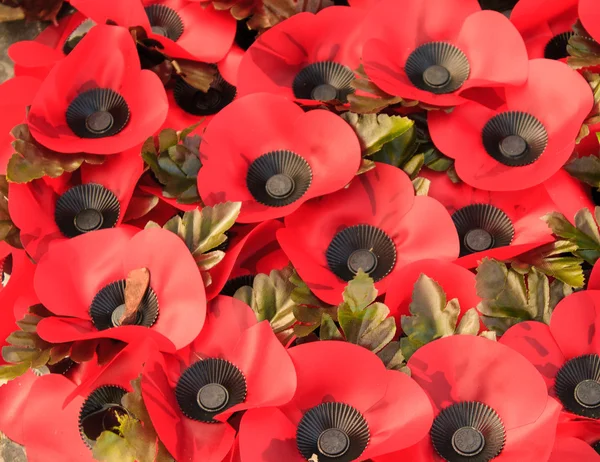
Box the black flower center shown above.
[452,204,515,256]
[63,19,96,55]
[292,61,355,102]
[220,275,256,296]
[79,386,129,448]
[89,279,159,331]
[555,354,600,418]
[296,402,370,462]
[66,88,130,139]
[544,32,574,60]
[431,401,506,461]
[405,42,470,94]
[246,150,312,207]
[326,224,396,282]
[145,5,184,41]
[175,358,247,423]
[481,111,548,166]
[173,72,237,116]
[235,18,258,50]
[55,184,120,238]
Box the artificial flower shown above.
[579,0,600,44]
[510,0,579,59]
[27,25,168,154]
[549,420,600,461]
[277,162,459,305]
[9,149,143,260]
[360,0,529,106]
[237,7,365,103]
[141,295,297,462]
[421,169,556,268]
[197,93,362,223]
[32,226,206,350]
[238,341,433,461]
[428,58,592,190]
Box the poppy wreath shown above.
[5,0,600,461]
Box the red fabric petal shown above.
[287,341,389,415]
[69,0,151,29]
[21,374,94,462]
[549,437,600,461]
[198,93,361,222]
[361,370,433,458]
[239,408,304,462]
[384,259,481,332]
[580,0,600,44]
[161,89,213,133]
[590,260,600,290]
[142,352,236,462]
[543,169,595,224]
[218,45,244,88]
[0,371,38,444]
[500,321,565,391]
[556,419,600,444]
[28,25,168,154]
[550,290,600,359]
[408,335,550,429]
[138,184,199,212]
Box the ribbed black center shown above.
[575,380,600,408]
[423,65,451,87]
[318,428,350,457]
[197,383,229,412]
[464,228,494,252]
[452,427,485,456]
[74,208,104,232]
[86,111,114,134]
[499,135,527,158]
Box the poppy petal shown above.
[549,437,600,461]
[69,0,151,29]
[0,371,38,444]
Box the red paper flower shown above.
[71,0,236,63]
[579,0,600,45]
[9,150,143,260]
[360,0,528,107]
[543,168,595,225]
[0,76,42,174]
[18,340,155,462]
[141,296,297,462]
[384,258,482,332]
[501,290,600,426]
[197,93,362,223]
[277,163,459,305]
[238,341,433,461]
[421,169,555,268]
[428,59,592,190]
[207,219,289,299]
[27,25,168,155]
[398,335,562,461]
[32,226,206,351]
[549,420,600,461]
[237,7,365,103]
[510,0,579,59]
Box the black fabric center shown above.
[197,383,229,412]
[574,380,600,408]
[499,135,527,158]
[452,427,485,456]
[144,5,184,41]
[452,204,514,257]
[555,354,600,419]
[292,61,355,102]
[347,249,378,274]
[79,386,128,448]
[66,88,130,139]
[464,228,494,252]
[265,174,295,199]
[86,111,114,134]
[318,428,350,457]
[423,65,451,87]
[74,208,104,232]
[173,73,237,116]
[544,32,574,60]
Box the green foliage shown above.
[0,175,21,248]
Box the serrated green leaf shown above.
[376,341,410,374]
[402,153,424,179]
[340,270,377,312]
[564,156,600,187]
[356,158,376,176]
[92,430,136,462]
[0,362,31,382]
[544,210,600,250]
[412,177,430,196]
[340,112,414,157]
[422,147,454,171]
[455,308,480,336]
[338,302,395,354]
[194,250,225,271]
[179,123,201,140]
[550,279,573,312]
[347,66,404,114]
[2,346,42,364]
[319,313,343,341]
[159,129,178,153]
[171,59,216,92]
[371,124,418,168]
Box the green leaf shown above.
[412,177,430,196]
[340,112,414,157]
[455,308,481,336]
[0,175,21,248]
[564,156,600,187]
[194,250,225,271]
[356,158,376,176]
[550,279,573,312]
[347,65,405,114]
[339,270,377,312]
[422,147,454,172]
[171,59,216,92]
[338,302,396,354]
[92,431,136,462]
[0,361,31,382]
[543,210,600,250]
[291,271,338,337]
[402,153,424,179]
[319,313,343,341]
[376,341,410,374]
[371,124,418,168]
[7,125,104,183]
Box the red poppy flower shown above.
[197,93,362,223]
[277,163,459,305]
[510,0,579,59]
[33,226,206,351]
[580,0,600,45]
[27,25,168,155]
[9,150,143,261]
[237,7,365,104]
[239,341,433,461]
[122,188,180,228]
[549,420,600,461]
[0,76,42,174]
[18,340,155,462]
[428,59,592,191]
[421,169,555,268]
[141,296,297,462]
[384,258,482,332]
[70,0,236,63]
[543,168,595,225]
[208,219,289,299]
[589,260,600,290]
[404,335,561,461]
[500,290,600,426]
[360,0,528,107]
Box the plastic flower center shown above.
[544,32,574,60]
[55,184,120,238]
[89,280,159,331]
[66,88,130,139]
[79,386,129,448]
[405,42,470,94]
[452,204,514,257]
[145,5,184,41]
[318,428,351,457]
[86,110,114,134]
[430,401,505,462]
[451,427,485,456]
[292,61,355,102]
[327,224,397,282]
[174,73,237,116]
[246,150,313,207]
[555,354,600,418]
[175,358,247,423]
[296,402,370,462]
[481,111,548,167]
[74,208,104,233]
